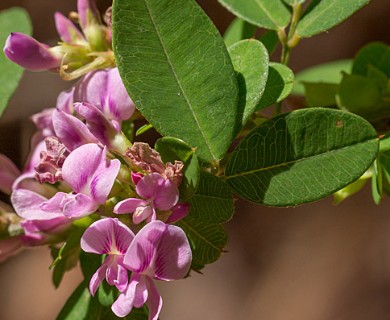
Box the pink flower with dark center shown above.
[114,173,179,224]
[112,220,192,319]
[81,218,134,295]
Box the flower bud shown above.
[54,12,86,45]
[3,32,62,71]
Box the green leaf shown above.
[367,66,388,95]
[225,108,378,206]
[50,228,84,288]
[333,170,370,204]
[177,216,227,271]
[352,42,390,77]
[189,172,234,223]
[256,62,294,110]
[57,280,149,320]
[228,39,269,130]
[303,82,338,107]
[155,136,200,200]
[224,17,257,47]
[337,73,383,121]
[293,59,352,95]
[218,0,291,30]
[371,160,382,204]
[296,0,370,38]
[258,30,279,55]
[0,7,32,117]
[113,0,238,162]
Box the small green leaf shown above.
[177,216,227,271]
[224,17,257,47]
[135,123,153,136]
[337,74,383,121]
[367,66,388,95]
[303,82,338,107]
[371,160,382,204]
[352,42,390,77]
[98,282,116,307]
[228,39,269,130]
[155,137,199,200]
[225,108,378,206]
[296,0,370,37]
[293,60,352,95]
[50,228,84,288]
[333,170,370,204]
[189,172,234,223]
[113,0,239,162]
[256,62,294,110]
[218,0,291,30]
[0,7,32,117]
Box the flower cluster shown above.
[0,0,192,318]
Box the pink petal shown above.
[88,146,120,204]
[56,87,74,114]
[152,224,192,281]
[53,109,99,151]
[54,12,85,44]
[132,205,154,225]
[153,179,179,211]
[165,203,190,224]
[80,218,134,255]
[62,193,99,218]
[114,262,129,292]
[89,261,108,296]
[136,173,165,200]
[3,32,61,71]
[123,220,167,274]
[11,189,63,220]
[61,143,103,193]
[74,102,118,146]
[112,275,138,317]
[0,154,20,195]
[133,275,148,308]
[74,68,135,123]
[114,198,148,214]
[145,276,163,320]
[77,0,100,30]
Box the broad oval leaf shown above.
[218,0,291,30]
[352,42,390,77]
[296,0,370,38]
[155,136,199,200]
[225,108,378,206]
[293,59,352,95]
[228,39,269,130]
[177,217,227,271]
[0,7,32,117]
[256,62,294,110]
[113,0,238,162]
[189,172,234,223]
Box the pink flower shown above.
[74,68,135,129]
[114,173,180,224]
[40,143,120,218]
[112,220,192,319]
[81,218,135,295]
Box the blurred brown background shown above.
[1,1,390,319]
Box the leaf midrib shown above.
[253,0,283,29]
[179,220,223,252]
[226,137,378,179]
[143,0,217,160]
